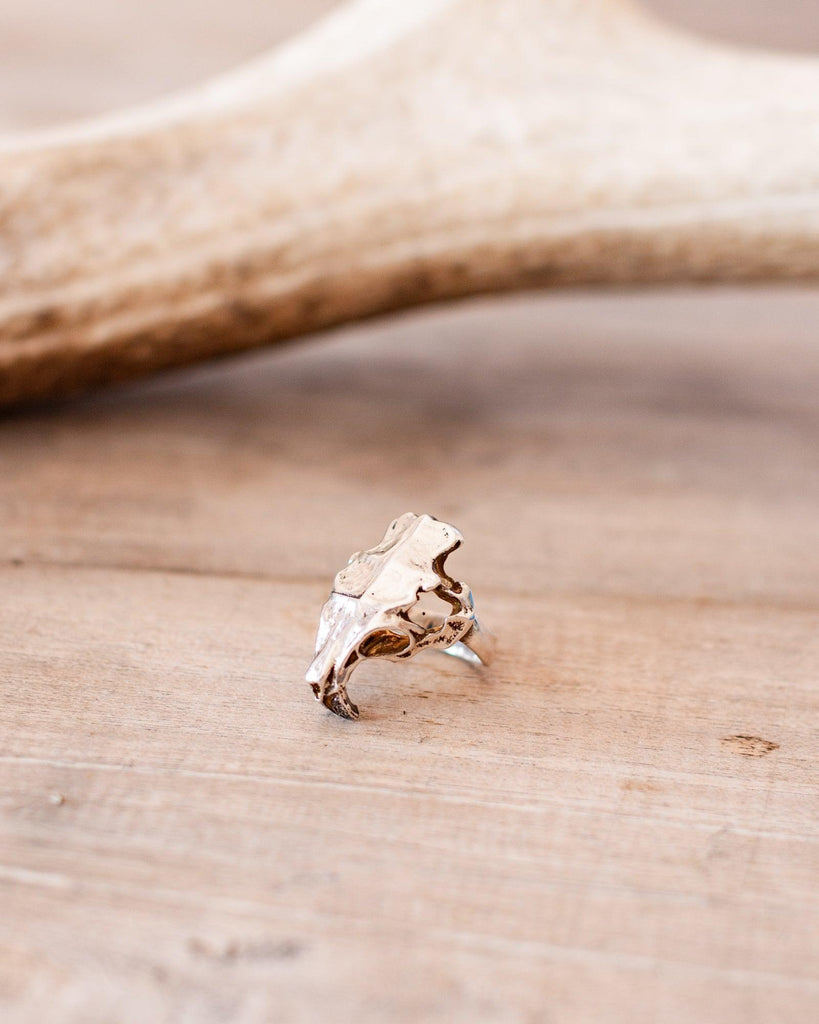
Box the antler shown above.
[2,0,819,406]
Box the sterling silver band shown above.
[443,624,496,667]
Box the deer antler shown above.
[2,0,819,405]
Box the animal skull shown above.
[306,513,476,719]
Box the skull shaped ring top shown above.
[306,513,495,719]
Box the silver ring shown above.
[306,513,495,719]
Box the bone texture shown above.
[2,0,819,405]
[306,513,490,719]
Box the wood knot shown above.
[188,937,303,963]
[721,734,779,758]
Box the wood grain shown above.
[2,285,819,1022]
[2,3,819,1022]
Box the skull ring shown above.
[306,513,495,719]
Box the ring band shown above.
[306,513,494,719]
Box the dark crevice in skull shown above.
[432,549,458,589]
[359,629,412,658]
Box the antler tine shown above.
[2,0,819,406]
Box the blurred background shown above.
[1,0,818,134]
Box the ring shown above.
[306,512,495,719]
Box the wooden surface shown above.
[6,0,819,405]
[2,3,819,1023]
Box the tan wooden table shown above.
[1,4,818,1022]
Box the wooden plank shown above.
[2,289,819,603]
[2,1,819,1021]
[3,288,819,1021]
[1,560,818,1023]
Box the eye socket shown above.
[359,629,411,658]
[407,589,454,628]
